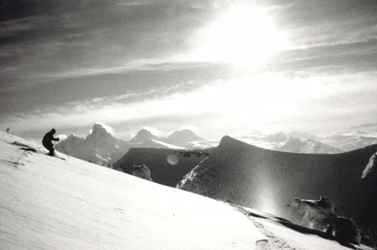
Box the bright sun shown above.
[191,3,289,68]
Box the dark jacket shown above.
[42,130,59,147]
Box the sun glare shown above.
[191,3,289,68]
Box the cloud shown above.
[4,72,377,140]
[0,59,232,117]
[268,38,377,74]
[2,0,377,139]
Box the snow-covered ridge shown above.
[362,152,377,179]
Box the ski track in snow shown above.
[234,206,296,250]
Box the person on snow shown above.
[42,128,59,156]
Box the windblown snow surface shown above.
[0,132,364,249]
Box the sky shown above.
[1,0,377,140]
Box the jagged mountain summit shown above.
[165,129,208,148]
[56,123,129,165]
[129,128,159,143]
[178,135,377,246]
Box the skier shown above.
[42,128,60,156]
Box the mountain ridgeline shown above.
[178,136,377,239]
[56,124,211,166]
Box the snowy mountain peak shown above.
[219,135,238,146]
[218,135,233,147]
[88,123,114,140]
[218,135,252,150]
[168,129,203,142]
[130,129,157,142]
[56,123,129,166]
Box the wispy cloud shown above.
[4,72,377,139]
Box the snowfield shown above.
[0,132,363,249]
[0,132,266,250]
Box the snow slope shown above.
[0,132,267,250]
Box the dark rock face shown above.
[178,136,377,241]
[331,217,361,245]
[131,164,152,181]
[113,148,210,187]
[287,197,361,245]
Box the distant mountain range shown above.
[278,137,342,154]
[322,134,377,152]
[238,130,377,154]
[56,124,211,166]
[57,123,377,167]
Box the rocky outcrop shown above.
[131,163,152,181]
[287,197,361,245]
